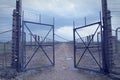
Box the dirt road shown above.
[18,43,110,80]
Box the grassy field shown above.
[0,42,12,53]
[0,42,119,79]
[0,42,12,67]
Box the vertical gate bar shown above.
[97,32,101,66]
[3,43,5,68]
[115,28,120,55]
[99,15,103,69]
[21,21,24,70]
[115,29,118,55]
[39,14,41,23]
[30,33,32,47]
[21,11,24,70]
[53,18,55,65]
[100,21,103,70]
[84,17,87,26]
[73,21,76,68]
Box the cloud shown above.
[108,0,120,10]
[23,0,101,18]
[23,10,39,21]
[0,8,14,16]
[0,0,15,16]
[55,26,73,41]
[111,16,120,29]
[0,0,120,42]
[0,23,12,32]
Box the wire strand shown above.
[0,30,12,34]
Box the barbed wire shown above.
[54,33,71,42]
[0,30,12,34]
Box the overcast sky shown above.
[0,0,120,42]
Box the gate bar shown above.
[53,18,55,65]
[73,21,77,68]
[115,27,120,55]
[74,22,100,30]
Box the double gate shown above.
[21,20,55,71]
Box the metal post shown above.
[35,35,37,47]
[84,17,87,26]
[97,32,100,65]
[53,18,55,65]
[3,43,6,68]
[21,20,25,70]
[39,14,41,23]
[100,12,103,71]
[115,27,120,57]
[38,36,40,43]
[29,33,32,46]
[12,0,22,72]
[101,0,109,74]
[16,0,21,72]
[73,21,76,68]
[101,0,112,74]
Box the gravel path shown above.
[17,43,110,80]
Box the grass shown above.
[0,42,12,54]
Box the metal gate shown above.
[73,22,103,73]
[21,20,55,71]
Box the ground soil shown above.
[14,43,112,80]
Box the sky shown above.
[0,0,120,42]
